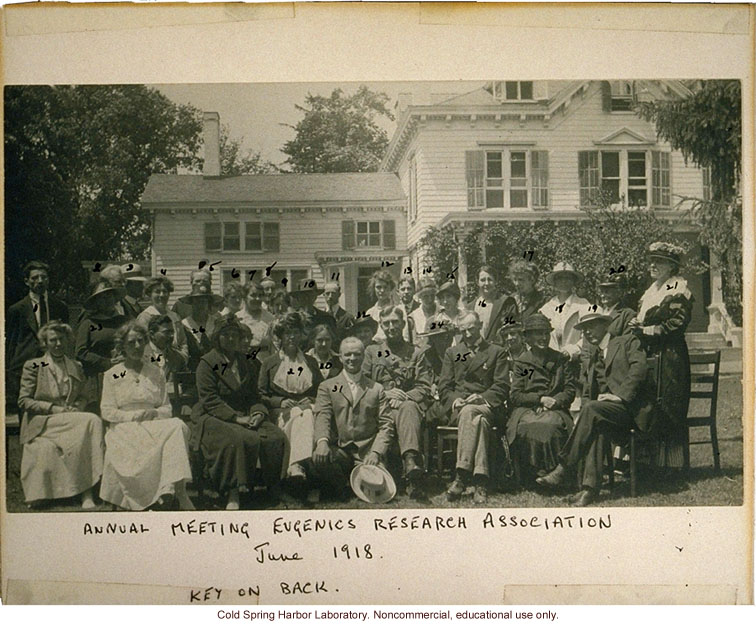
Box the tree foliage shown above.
[218,124,279,176]
[636,80,742,323]
[281,86,394,173]
[4,85,202,304]
[418,204,703,311]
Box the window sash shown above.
[579,151,600,206]
[244,222,262,251]
[466,151,485,208]
[474,149,548,210]
[263,222,280,252]
[355,221,382,248]
[204,222,222,251]
[652,151,671,207]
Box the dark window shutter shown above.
[342,220,355,250]
[382,219,396,250]
[600,81,612,112]
[465,150,485,208]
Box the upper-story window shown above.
[610,81,635,112]
[579,149,670,208]
[466,149,549,210]
[341,219,396,250]
[492,81,534,101]
[408,155,418,222]
[205,221,279,252]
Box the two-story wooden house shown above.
[380,80,714,331]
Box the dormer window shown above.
[493,81,534,101]
[610,81,636,111]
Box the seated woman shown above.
[507,313,576,482]
[136,276,189,364]
[306,324,343,379]
[100,321,194,511]
[192,317,286,510]
[258,312,324,485]
[18,321,104,509]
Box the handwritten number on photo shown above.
[93,262,102,273]
[332,384,344,392]
[447,265,459,281]
[519,367,535,379]
[523,250,534,261]
[555,303,565,313]
[455,351,471,362]
[609,265,626,275]
[666,282,678,290]
[331,272,340,280]
[160,268,167,276]
[231,268,240,279]
[248,269,257,280]
[422,266,433,275]
[265,261,277,276]
[378,350,390,357]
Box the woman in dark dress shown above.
[631,242,692,469]
[507,313,576,481]
[191,317,286,509]
[75,281,129,408]
[258,313,324,484]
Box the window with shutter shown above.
[382,220,396,250]
[651,151,671,207]
[531,151,549,208]
[465,151,485,209]
[263,222,280,252]
[627,151,648,207]
[342,220,355,250]
[579,151,600,206]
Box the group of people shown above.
[6,240,693,509]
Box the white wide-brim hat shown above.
[350,463,397,504]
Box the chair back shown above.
[689,351,721,401]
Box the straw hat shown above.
[545,262,583,286]
[350,463,397,503]
[574,311,613,331]
[121,263,147,281]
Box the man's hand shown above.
[466,393,485,405]
[313,440,331,467]
[235,414,253,426]
[363,451,381,467]
[248,412,266,428]
[385,388,408,402]
[540,396,557,409]
[281,398,298,409]
[389,398,403,409]
[597,393,623,403]
[452,397,467,411]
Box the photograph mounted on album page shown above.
[1,1,753,606]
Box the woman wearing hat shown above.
[631,241,692,468]
[100,321,194,511]
[347,316,380,348]
[192,317,286,509]
[365,269,398,343]
[429,280,464,346]
[136,276,189,364]
[539,262,591,361]
[182,292,221,371]
[75,280,130,406]
[507,313,577,482]
[259,312,325,489]
[509,260,547,321]
[408,277,437,335]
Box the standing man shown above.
[121,262,147,316]
[409,278,437,336]
[536,312,647,506]
[6,261,69,406]
[439,310,509,503]
[260,276,277,310]
[322,281,355,341]
[289,279,337,344]
[172,268,222,319]
[311,337,394,498]
[362,306,432,499]
[397,277,418,343]
[597,273,636,337]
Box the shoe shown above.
[306,488,321,504]
[287,463,307,481]
[446,478,466,501]
[406,479,427,501]
[403,452,424,481]
[226,489,240,510]
[473,486,488,505]
[535,464,566,488]
[571,489,596,507]
[81,493,96,510]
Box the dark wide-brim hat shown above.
[647,241,684,266]
[574,312,613,331]
[85,281,126,307]
[598,273,628,289]
[290,279,324,297]
[546,262,583,286]
[178,291,224,307]
[523,312,553,333]
[347,316,379,335]
[436,281,461,300]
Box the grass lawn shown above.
[4,377,744,513]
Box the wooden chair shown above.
[686,351,722,471]
[434,423,511,479]
[172,370,197,419]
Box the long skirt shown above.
[100,418,192,510]
[21,412,105,503]
[199,417,286,493]
[508,407,573,478]
[276,407,315,471]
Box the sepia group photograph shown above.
[4,77,745,515]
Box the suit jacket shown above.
[327,306,356,341]
[17,354,90,445]
[362,340,432,406]
[313,370,393,458]
[606,305,637,337]
[581,333,647,409]
[483,294,518,345]
[438,339,510,413]
[6,293,69,373]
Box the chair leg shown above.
[630,431,637,498]
[710,418,721,471]
[436,433,444,475]
[422,426,430,470]
[606,444,615,492]
[683,424,691,472]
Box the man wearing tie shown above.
[536,312,647,506]
[6,261,69,406]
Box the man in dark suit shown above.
[322,281,355,341]
[362,305,432,498]
[536,312,647,506]
[6,261,69,407]
[439,310,510,503]
[311,337,394,497]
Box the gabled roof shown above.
[435,88,500,106]
[594,127,655,145]
[142,172,405,205]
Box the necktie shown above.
[39,295,48,328]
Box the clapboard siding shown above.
[401,82,705,250]
[153,208,407,297]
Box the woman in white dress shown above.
[538,262,591,361]
[100,321,194,510]
[18,321,104,508]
